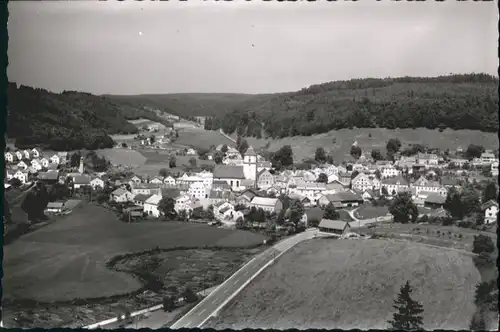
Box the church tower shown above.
[78,157,84,174]
[243,146,258,184]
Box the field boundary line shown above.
[195,232,314,328]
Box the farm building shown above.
[318,191,363,208]
[424,193,446,209]
[45,202,65,214]
[250,197,283,213]
[318,219,350,236]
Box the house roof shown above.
[111,188,128,196]
[161,187,181,198]
[38,171,59,181]
[424,193,446,205]
[73,175,91,185]
[440,176,459,186]
[212,180,232,190]
[133,194,151,202]
[47,202,65,209]
[481,199,499,211]
[251,197,279,207]
[145,194,162,205]
[305,207,324,222]
[318,219,349,230]
[241,189,259,200]
[325,190,363,203]
[213,165,245,179]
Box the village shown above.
[4,139,499,238]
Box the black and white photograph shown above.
[3,0,499,330]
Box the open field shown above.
[207,239,480,330]
[133,150,216,176]
[355,205,390,219]
[3,203,269,328]
[96,148,147,166]
[176,127,235,150]
[231,128,498,162]
[3,204,267,303]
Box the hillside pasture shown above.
[133,150,216,176]
[3,204,268,303]
[207,239,480,330]
[96,148,147,166]
[176,127,236,150]
[355,205,390,219]
[233,128,498,162]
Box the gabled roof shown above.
[251,197,279,207]
[481,199,499,211]
[73,175,91,185]
[212,180,232,190]
[38,171,59,181]
[145,194,162,205]
[440,176,459,186]
[318,219,349,230]
[133,194,151,202]
[245,146,257,156]
[381,176,409,186]
[213,165,245,179]
[111,188,128,196]
[424,193,446,205]
[161,187,181,198]
[47,202,65,209]
[325,190,363,203]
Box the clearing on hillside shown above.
[3,204,267,303]
[206,239,480,330]
[232,128,498,162]
[176,127,235,150]
[96,148,147,166]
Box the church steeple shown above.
[78,157,84,174]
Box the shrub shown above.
[458,234,463,239]
[472,235,495,255]
[163,296,176,312]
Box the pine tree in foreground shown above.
[388,281,424,331]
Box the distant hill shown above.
[7,83,172,151]
[105,93,273,118]
[108,74,499,139]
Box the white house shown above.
[351,173,381,192]
[22,150,31,159]
[380,176,410,196]
[149,176,164,185]
[14,170,28,184]
[196,170,214,187]
[491,161,499,177]
[174,194,193,213]
[188,181,209,200]
[381,165,400,179]
[4,152,14,163]
[481,200,498,224]
[250,197,283,213]
[40,158,50,168]
[17,161,28,170]
[110,188,134,203]
[214,201,235,220]
[90,177,105,190]
[31,148,40,158]
[129,175,144,185]
[15,151,23,160]
[417,153,439,166]
[288,180,326,202]
[164,176,176,186]
[412,176,447,196]
[30,159,43,171]
[143,194,162,217]
[480,151,496,164]
[50,154,61,165]
[256,169,275,190]
[73,175,91,190]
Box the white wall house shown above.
[143,194,162,217]
[50,154,60,165]
[31,159,43,171]
[17,161,28,170]
[174,194,193,213]
[40,158,50,168]
[4,152,14,163]
[381,166,400,179]
[188,181,208,200]
[481,200,498,224]
[31,148,40,158]
[351,173,381,192]
[164,176,176,186]
[14,170,28,184]
[213,165,246,191]
[90,177,105,190]
[110,188,134,203]
[380,176,410,196]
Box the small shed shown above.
[45,202,65,213]
[318,219,350,236]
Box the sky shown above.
[7,1,499,95]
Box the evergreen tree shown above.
[388,281,424,331]
[323,202,340,220]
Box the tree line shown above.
[204,74,498,138]
[7,82,169,151]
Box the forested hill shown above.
[204,74,499,138]
[7,83,171,151]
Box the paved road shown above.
[170,230,317,329]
